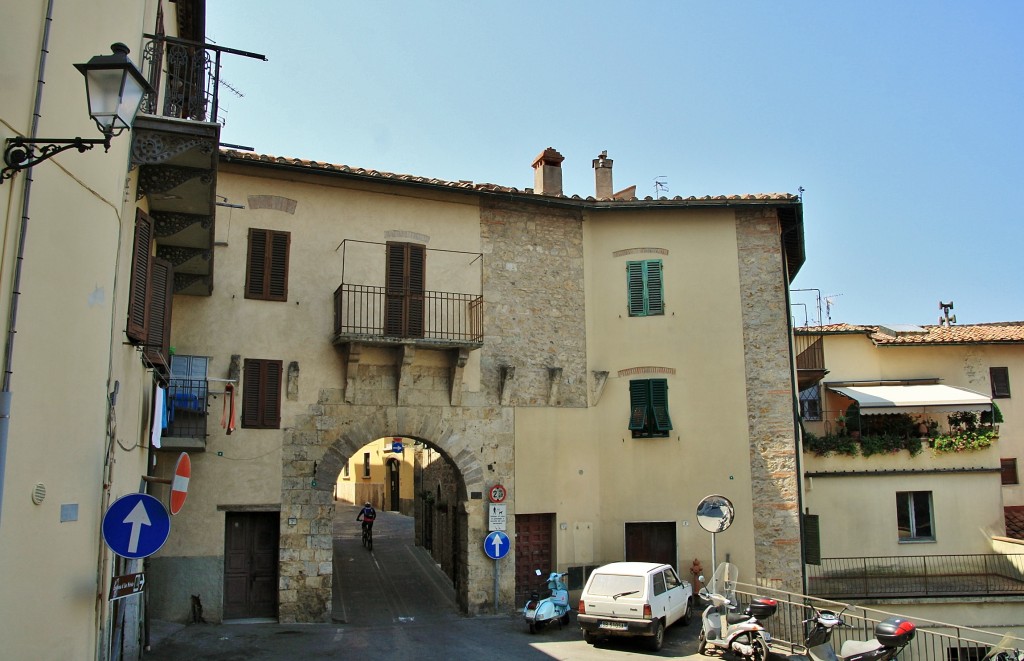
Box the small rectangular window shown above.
[991,367,1011,399]
[626,260,664,317]
[896,491,934,542]
[799,384,822,421]
[1002,458,1019,485]
[342,462,350,479]
[363,452,371,478]
[245,228,290,301]
[628,379,672,438]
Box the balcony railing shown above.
[162,378,208,447]
[807,554,1024,598]
[333,284,483,347]
[140,34,266,125]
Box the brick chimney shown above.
[532,147,564,196]
[592,150,613,199]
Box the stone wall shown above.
[480,199,588,408]
[735,207,803,591]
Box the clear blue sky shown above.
[206,1,1023,327]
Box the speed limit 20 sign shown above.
[488,484,506,503]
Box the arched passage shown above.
[279,404,507,622]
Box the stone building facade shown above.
[148,147,806,623]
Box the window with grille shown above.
[626,260,664,317]
[896,491,934,541]
[241,358,282,429]
[799,384,822,420]
[990,367,1011,399]
[245,228,290,301]
[628,379,673,438]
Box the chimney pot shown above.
[592,150,613,199]
[532,147,564,196]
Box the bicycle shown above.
[361,522,373,551]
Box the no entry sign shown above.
[169,452,191,515]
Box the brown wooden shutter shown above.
[991,367,1011,398]
[245,229,268,299]
[267,232,289,301]
[406,243,425,338]
[262,360,282,427]
[242,359,262,427]
[126,210,153,342]
[384,242,407,337]
[143,257,174,375]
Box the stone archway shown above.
[277,402,512,623]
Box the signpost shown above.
[102,493,170,559]
[109,572,146,601]
[484,530,510,615]
[488,503,507,531]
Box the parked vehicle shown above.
[696,562,777,661]
[523,570,570,633]
[577,561,693,651]
[797,605,916,661]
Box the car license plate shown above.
[600,621,628,630]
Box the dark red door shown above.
[625,521,677,569]
[224,512,279,619]
[515,513,553,607]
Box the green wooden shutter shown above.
[803,513,821,565]
[626,262,646,316]
[650,379,672,431]
[646,260,664,314]
[628,380,649,430]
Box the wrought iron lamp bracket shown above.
[1,135,113,182]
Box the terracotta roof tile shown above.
[797,321,1024,345]
[1005,506,1024,540]
[219,149,799,204]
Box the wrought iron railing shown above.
[333,284,483,345]
[139,34,266,125]
[807,555,1024,598]
[163,378,208,441]
[734,581,1023,661]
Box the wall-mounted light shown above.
[1,43,153,183]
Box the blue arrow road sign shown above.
[102,493,171,559]
[484,530,510,560]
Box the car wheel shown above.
[583,630,597,645]
[681,598,692,626]
[697,627,708,654]
[648,620,665,652]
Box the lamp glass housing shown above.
[75,43,152,136]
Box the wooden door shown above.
[224,512,279,619]
[625,521,677,569]
[514,513,553,607]
[387,459,400,511]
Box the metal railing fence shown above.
[333,284,483,344]
[733,582,1023,661]
[807,555,1024,599]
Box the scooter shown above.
[696,562,777,661]
[523,569,570,633]
[798,605,916,661]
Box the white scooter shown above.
[697,562,777,661]
[798,605,916,661]
[523,570,570,633]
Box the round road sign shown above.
[488,484,506,503]
[169,452,191,515]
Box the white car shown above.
[577,561,694,651]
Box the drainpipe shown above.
[0,0,56,528]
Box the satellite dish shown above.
[696,494,735,533]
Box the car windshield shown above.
[587,573,645,597]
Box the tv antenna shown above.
[654,177,669,198]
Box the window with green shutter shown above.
[628,379,673,438]
[626,260,664,317]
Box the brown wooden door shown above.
[224,512,279,619]
[625,521,677,569]
[515,513,553,607]
[387,459,400,511]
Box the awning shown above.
[828,384,992,415]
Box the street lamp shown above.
[1,43,154,183]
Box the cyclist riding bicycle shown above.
[356,501,376,537]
